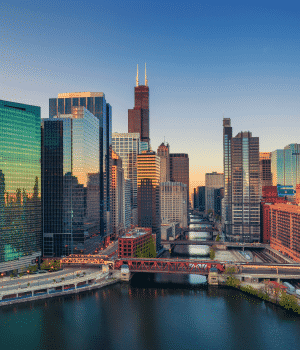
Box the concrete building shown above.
[111,150,124,239]
[161,222,181,240]
[0,100,42,275]
[170,153,189,210]
[223,118,260,242]
[137,151,161,250]
[160,182,188,228]
[205,172,224,213]
[112,132,141,226]
[157,142,170,183]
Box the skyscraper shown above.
[271,144,300,190]
[161,182,188,228]
[128,64,150,145]
[157,142,170,183]
[111,150,124,239]
[170,153,189,209]
[0,100,41,274]
[112,132,141,226]
[42,107,101,256]
[193,186,205,212]
[49,92,112,237]
[205,172,224,213]
[223,118,260,242]
[137,151,161,250]
[259,152,272,187]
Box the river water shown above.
[1,220,300,349]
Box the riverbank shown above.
[0,274,121,307]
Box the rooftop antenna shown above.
[136,64,139,87]
[145,62,148,86]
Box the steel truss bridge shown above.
[61,255,114,268]
[114,258,225,275]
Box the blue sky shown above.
[2,0,300,191]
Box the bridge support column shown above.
[47,288,49,294]
[277,278,280,283]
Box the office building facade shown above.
[259,152,272,187]
[223,118,260,242]
[170,153,189,209]
[137,151,161,250]
[0,100,41,274]
[157,142,170,183]
[128,65,150,145]
[205,172,224,213]
[42,107,101,257]
[49,92,112,237]
[193,186,205,212]
[160,182,188,228]
[112,132,141,226]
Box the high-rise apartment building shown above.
[137,151,161,250]
[49,92,112,238]
[223,118,260,242]
[259,152,272,187]
[128,65,150,145]
[42,107,101,257]
[271,144,300,190]
[170,153,189,209]
[0,100,42,274]
[161,182,188,228]
[157,142,170,183]
[111,150,124,239]
[112,132,141,226]
[205,172,224,213]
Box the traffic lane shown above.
[241,267,300,275]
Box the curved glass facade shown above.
[0,100,41,271]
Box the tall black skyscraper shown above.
[48,92,112,239]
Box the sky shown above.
[2,0,300,195]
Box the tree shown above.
[149,235,156,258]
[135,244,142,258]
[216,234,220,242]
[209,248,215,260]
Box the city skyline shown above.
[2,1,300,193]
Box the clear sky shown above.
[2,0,300,195]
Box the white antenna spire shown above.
[136,64,139,87]
[145,62,148,86]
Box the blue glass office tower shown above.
[271,144,300,191]
[0,100,41,274]
[49,93,112,239]
[42,107,101,256]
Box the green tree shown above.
[216,234,220,242]
[209,247,215,260]
[135,244,142,258]
[149,235,156,258]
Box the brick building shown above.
[118,227,153,258]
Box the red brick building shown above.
[118,227,154,258]
[261,186,288,243]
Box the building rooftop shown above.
[269,203,300,214]
[58,92,104,98]
[122,228,149,239]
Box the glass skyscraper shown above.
[0,99,41,274]
[42,107,101,257]
[49,92,112,238]
[223,119,260,242]
[271,144,300,191]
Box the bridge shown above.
[114,258,225,275]
[61,254,115,268]
[161,240,267,249]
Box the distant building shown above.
[112,132,141,226]
[214,187,224,217]
[137,151,161,250]
[194,186,205,211]
[123,179,132,231]
[260,152,272,188]
[160,182,188,228]
[170,153,189,210]
[271,144,300,190]
[118,227,153,258]
[223,118,260,242]
[205,172,223,213]
[161,222,181,240]
[128,65,150,145]
[111,150,124,239]
[42,107,101,257]
[0,99,41,275]
[157,142,170,183]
